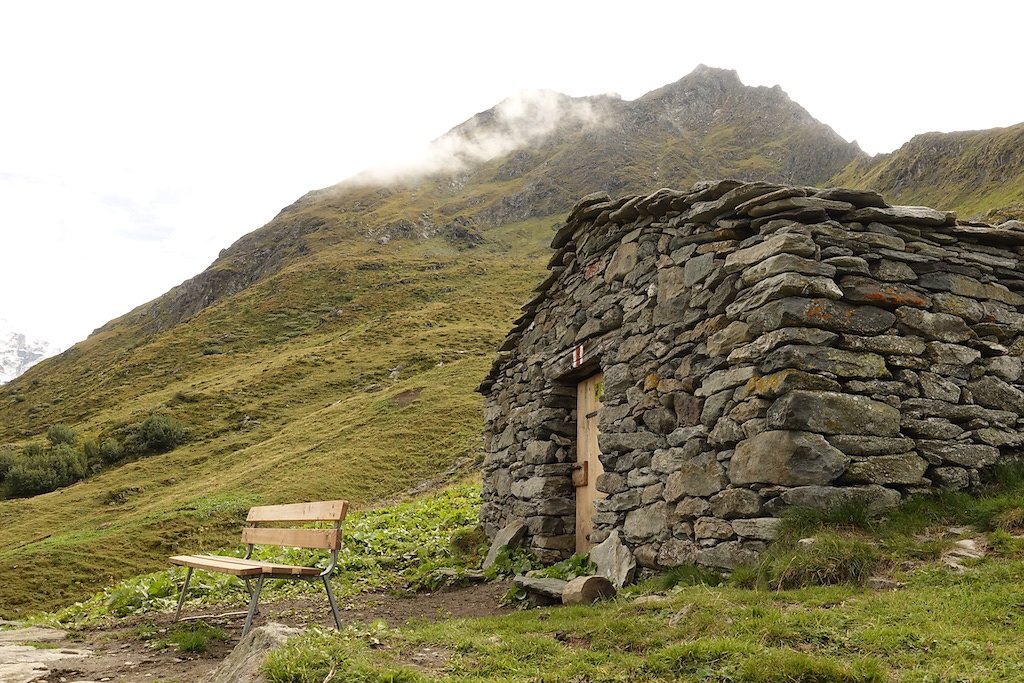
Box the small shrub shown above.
[99,437,125,464]
[6,443,87,497]
[140,414,186,453]
[0,447,17,483]
[81,438,100,466]
[46,424,78,447]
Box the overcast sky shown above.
[2,0,1022,351]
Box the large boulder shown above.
[766,390,901,436]
[730,430,850,486]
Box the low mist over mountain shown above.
[104,65,864,334]
[1,65,1022,615]
[0,321,56,385]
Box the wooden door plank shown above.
[576,372,605,553]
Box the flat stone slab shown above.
[0,627,92,683]
[514,576,568,604]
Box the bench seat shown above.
[170,499,349,635]
[169,554,322,577]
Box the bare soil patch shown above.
[37,582,510,682]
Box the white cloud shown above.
[0,0,1021,350]
[355,89,614,183]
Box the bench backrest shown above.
[241,500,349,551]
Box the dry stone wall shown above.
[479,179,1024,569]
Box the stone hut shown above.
[477,180,1024,570]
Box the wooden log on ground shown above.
[562,575,617,605]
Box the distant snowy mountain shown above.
[0,321,58,384]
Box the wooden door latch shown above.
[572,461,589,487]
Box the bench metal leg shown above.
[322,575,341,630]
[242,575,265,637]
[174,567,194,621]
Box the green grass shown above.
[260,557,1024,682]
[830,122,1024,219]
[166,621,228,653]
[257,474,1024,683]
[0,241,547,617]
[132,620,229,653]
[16,467,1024,681]
[35,483,486,626]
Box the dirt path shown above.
[27,581,511,683]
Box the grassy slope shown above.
[830,122,1024,220]
[259,474,1024,682]
[0,220,552,616]
[0,71,865,617]
[0,74,1014,619]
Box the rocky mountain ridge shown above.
[0,322,56,385]
[831,122,1024,221]
[2,64,1024,616]
[99,65,865,335]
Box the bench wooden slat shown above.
[247,500,349,523]
[172,499,348,636]
[241,526,343,550]
[170,554,263,576]
[174,554,322,576]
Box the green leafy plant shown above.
[533,553,595,581]
[139,414,187,453]
[483,546,538,581]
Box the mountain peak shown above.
[0,321,58,384]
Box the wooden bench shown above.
[170,500,349,636]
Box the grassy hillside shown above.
[831,122,1024,221]
[0,67,1020,618]
[0,226,550,616]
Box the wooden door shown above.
[575,373,606,553]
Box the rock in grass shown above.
[483,521,528,570]
[201,623,299,683]
[590,530,636,587]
